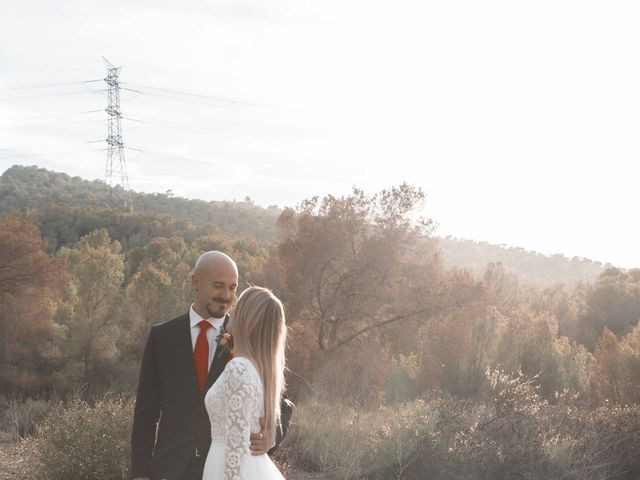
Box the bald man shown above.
[130,251,291,480]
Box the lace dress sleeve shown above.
[223,359,257,480]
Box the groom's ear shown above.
[191,272,199,290]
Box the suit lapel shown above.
[175,313,202,394]
[204,313,231,392]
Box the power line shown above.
[0,80,103,91]
[121,142,322,181]
[0,79,111,101]
[0,79,250,107]
[121,144,238,169]
[120,81,273,112]
[0,119,106,130]
[0,112,109,130]
[119,114,315,156]
[0,109,104,121]
[0,144,105,160]
[121,115,271,143]
[0,90,106,101]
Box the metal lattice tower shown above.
[103,57,133,210]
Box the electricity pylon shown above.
[103,57,133,210]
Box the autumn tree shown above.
[483,262,522,307]
[591,328,626,404]
[412,270,488,396]
[621,322,640,403]
[0,214,66,394]
[276,184,478,394]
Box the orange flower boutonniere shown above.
[216,328,234,362]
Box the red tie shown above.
[194,320,211,391]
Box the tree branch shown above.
[328,302,468,352]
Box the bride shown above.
[202,286,287,480]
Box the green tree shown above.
[121,261,192,363]
[126,236,192,277]
[492,306,565,399]
[578,268,640,349]
[193,233,269,285]
[56,229,125,390]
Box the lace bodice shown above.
[205,356,264,480]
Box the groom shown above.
[130,251,291,480]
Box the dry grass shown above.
[0,442,28,480]
[0,438,331,480]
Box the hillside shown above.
[438,236,607,288]
[0,165,608,287]
[0,165,280,242]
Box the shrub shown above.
[288,372,640,480]
[566,404,640,479]
[435,372,640,480]
[292,398,371,478]
[365,400,439,480]
[291,397,438,480]
[384,354,420,404]
[23,394,134,480]
[2,396,55,441]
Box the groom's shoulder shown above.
[151,312,189,334]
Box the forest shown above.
[1,165,639,479]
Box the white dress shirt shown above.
[189,304,226,373]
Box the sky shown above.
[0,0,639,268]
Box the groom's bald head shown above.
[193,251,237,276]
[191,251,238,318]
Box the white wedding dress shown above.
[202,356,285,480]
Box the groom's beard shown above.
[205,298,231,317]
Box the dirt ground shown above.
[0,441,328,480]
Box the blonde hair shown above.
[229,286,287,430]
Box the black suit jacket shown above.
[130,312,292,480]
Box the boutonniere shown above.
[216,326,234,362]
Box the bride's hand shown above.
[249,416,275,456]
